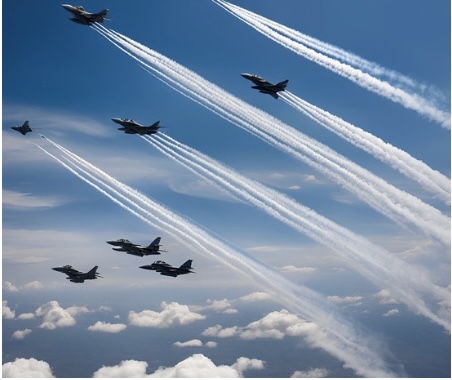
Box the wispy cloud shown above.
[3,189,68,209]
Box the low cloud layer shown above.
[93,354,264,378]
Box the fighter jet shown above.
[52,265,101,283]
[111,118,166,135]
[106,238,139,247]
[61,4,108,25]
[140,260,194,277]
[241,73,288,99]
[107,237,165,257]
[11,121,32,136]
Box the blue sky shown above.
[2,0,450,378]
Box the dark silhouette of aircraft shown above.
[111,118,166,135]
[140,260,194,277]
[106,237,165,256]
[11,121,32,135]
[52,265,101,283]
[62,4,108,25]
[241,73,288,99]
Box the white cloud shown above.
[22,281,44,290]
[231,357,265,375]
[280,265,317,274]
[383,309,400,317]
[201,324,240,338]
[93,360,149,378]
[202,310,318,343]
[17,313,35,320]
[128,302,205,328]
[94,354,264,378]
[205,341,218,348]
[173,339,203,348]
[12,329,33,340]
[3,301,15,319]
[3,281,18,292]
[88,321,127,333]
[375,289,400,305]
[205,298,233,311]
[327,295,363,305]
[35,301,89,330]
[239,291,271,302]
[2,189,67,209]
[240,310,317,340]
[291,368,329,377]
[223,308,238,314]
[2,358,55,378]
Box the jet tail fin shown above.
[180,260,193,270]
[149,237,161,248]
[276,79,289,89]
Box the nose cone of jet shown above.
[61,4,73,11]
[52,267,63,272]
[111,118,122,125]
[241,73,252,79]
[139,265,153,270]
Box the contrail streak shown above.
[213,0,451,129]
[214,0,446,103]
[93,25,450,246]
[35,137,401,377]
[280,91,451,204]
[142,133,450,331]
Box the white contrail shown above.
[92,25,451,246]
[143,133,450,331]
[213,0,451,129]
[280,91,451,204]
[35,138,402,377]
[214,0,446,103]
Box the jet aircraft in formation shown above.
[52,265,101,283]
[11,121,33,136]
[107,237,165,256]
[241,73,288,99]
[140,260,195,277]
[111,118,166,135]
[61,4,108,25]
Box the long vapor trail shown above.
[92,24,451,246]
[143,133,450,331]
[35,136,402,378]
[213,0,451,129]
[214,0,447,104]
[280,91,451,204]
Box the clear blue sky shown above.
[3,0,450,377]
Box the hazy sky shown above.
[3,0,450,378]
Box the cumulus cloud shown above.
[202,310,318,342]
[93,360,149,378]
[201,324,241,338]
[22,281,44,290]
[173,339,203,348]
[93,354,264,378]
[35,301,89,330]
[383,309,400,317]
[128,302,205,328]
[375,289,400,305]
[291,368,328,377]
[240,310,317,340]
[327,295,363,305]
[3,281,19,292]
[88,321,127,333]
[239,292,271,302]
[3,301,15,319]
[12,329,33,341]
[205,341,217,348]
[2,358,54,378]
